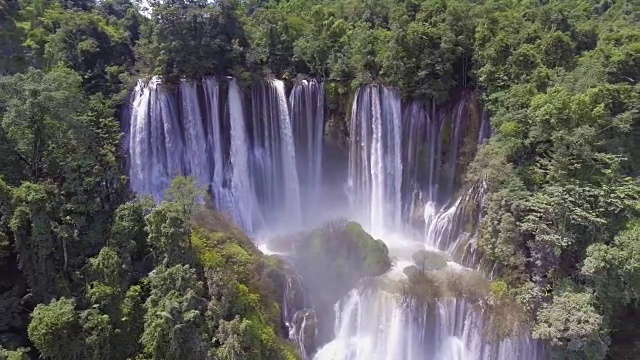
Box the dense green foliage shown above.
[1,0,639,359]
[461,2,640,358]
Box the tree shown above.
[116,285,145,358]
[28,298,83,360]
[582,220,640,320]
[245,6,306,77]
[214,316,251,360]
[141,264,209,360]
[146,202,191,266]
[86,247,128,317]
[79,309,113,360]
[165,176,203,222]
[137,0,249,78]
[109,198,152,258]
[0,346,29,360]
[0,68,84,182]
[533,290,609,359]
[145,177,203,265]
[42,7,135,95]
[292,6,349,78]
[10,182,63,302]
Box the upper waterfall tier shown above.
[123,77,490,243]
[249,79,302,226]
[348,85,403,235]
[346,85,490,253]
[290,79,325,220]
[123,76,325,233]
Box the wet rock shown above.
[412,249,448,271]
[275,219,391,295]
[402,265,492,305]
[263,257,308,338]
[269,233,299,253]
[296,220,391,298]
[292,309,317,357]
[403,265,423,278]
[369,274,404,295]
[408,189,426,228]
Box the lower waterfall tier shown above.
[314,287,544,360]
[267,223,546,360]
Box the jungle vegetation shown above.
[0,0,638,359]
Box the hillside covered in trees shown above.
[0,0,639,359]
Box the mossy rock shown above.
[227,219,392,353]
[272,219,392,285]
[275,218,391,349]
[412,250,448,272]
[400,265,492,305]
[373,274,406,295]
[298,220,391,283]
[270,260,308,316]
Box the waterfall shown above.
[478,110,491,145]
[229,79,261,232]
[128,79,152,196]
[125,77,309,233]
[248,80,302,229]
[128,77,184,200]
[125,78,544,360]
[124,76,262,232]
[348,85,402,235]
[290,79,325,221]
[315,84,544,360]
[314,288,542,360]
[179,80,209,186]
[273,79,302,225]
[202,78,233,214]
[280,264,318,358]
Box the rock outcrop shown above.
[268,219,392,355]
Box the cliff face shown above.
[0,1,27,75]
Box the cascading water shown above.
[248,80,302,229]
[125,78,544,360]
[125,77,313,233]
[290,79,325,221]
[348,85,402,235]
[228,78,262,232]
[315,288,542,360]
[125,77,261,231]
[314,85,544,360]
[274,80,302,225]
[180,80,209,186]
[201,78,236,219]
[397,92,494,269]
[127,77,185,200]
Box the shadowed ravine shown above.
[124,77,546,360]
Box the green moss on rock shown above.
[300,220,391,284]
[275,219,391,346]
